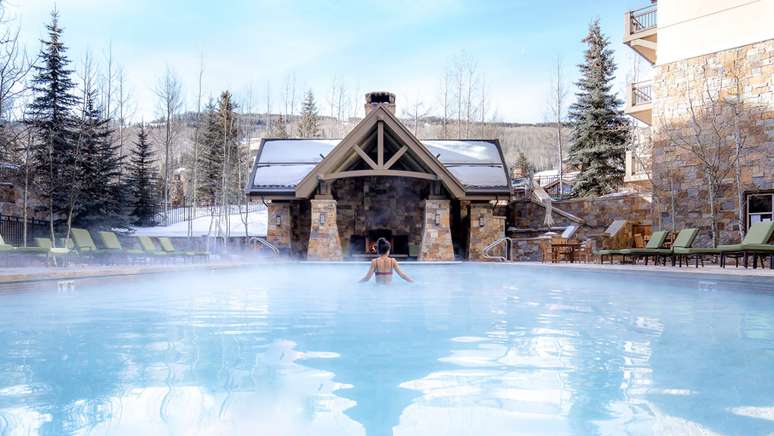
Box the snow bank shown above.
[132,208,268,237]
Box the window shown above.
[747,192,774,228]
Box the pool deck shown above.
[0,260,265,285]
[0,259,772,286]
[498,261,774,279]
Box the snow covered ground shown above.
[132,208,268,237]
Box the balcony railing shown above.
[629,3,657,34]
[631,81,652,106]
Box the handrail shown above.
[629,4,657,34]
[248,237,280,257]
[630,81,653,106]
[482,237,510,262]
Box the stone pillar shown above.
[307,199,343,261]
[418,199,454,261]
[267,202,291,252]
[468,203,506,261]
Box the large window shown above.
[747,192,774,228]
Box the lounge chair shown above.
[612,230,671,265]
[157,237,208,262]
[669,228,716,267]
[34,237,72,266]
[136,236,171,261]
[717,221,774,269]
[96,231,144,261]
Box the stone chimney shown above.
[364,91,396,116]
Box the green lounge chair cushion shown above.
[672,228,699,249]
[736,243,774,252]
[742,221,774,245]
[97,231,124,251]
[597,249,618,255]
[673,247,721,255]
[71,228,102,253]
[158,237,207,256]
[645,231,669,249]
[137,236,168,256]
[619,248,671,255]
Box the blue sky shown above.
[10,0,651,123]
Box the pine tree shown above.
[25,10,79,238]
[72,86,125,229]
[516,151,533,178]
[297,89,320,138]
[270,114,289,138]
[197,101,223,205]
[568,20,630,197]
[127,124,158,226]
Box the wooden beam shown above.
[320,169,438,181]
[377,121,384,168]
[383,146,408,169]
[353,144,378,169]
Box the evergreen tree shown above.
[516,151,533,178]
[72,86,125,229]
[297,89,320,138]
[568,20,630,197]
[25,10,79,238]
[197,101,223,205]
[127,124,158,226]
[270,114,289,138]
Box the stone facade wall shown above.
[266,202,291,252]
[307,199,343,260]
[468,203,505,261]
[554,193,653,239]
[651,39,774,246]
[418,199,454,261]
[332,177,428,256]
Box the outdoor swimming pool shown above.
[0,263,773,435]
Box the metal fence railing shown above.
[629,4,657,34]
[0,215,49,247]
[631,81,653,106]
[158,204,264,227]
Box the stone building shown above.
[623,0,774,245]
[246,92,511,261]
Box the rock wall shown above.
[418,199,455,261]
[266,202,291,253]
[651,39,774,245]
[307,199,343,260]
[468,203,505,261]
[333,177,428,256]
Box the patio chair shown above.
[613,230,670,265]
[34,237,73,266]
[70,228,106,254]
[668,228,714,268]
[96,231,145,262]
[135,236,171,261]
[717,221,774,269]
[157,237,208,262]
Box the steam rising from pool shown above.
[0,264,773,435]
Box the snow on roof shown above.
[248,139,509,193]
[258,139,339,163]
[446,165,509,190]
[252,164,318,190]
[422,140,503,164]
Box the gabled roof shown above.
[246,107,511,199]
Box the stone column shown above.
[267,202,291,253]
[418,199,454,261]
[468,203,505,261]
[307,199,343,261]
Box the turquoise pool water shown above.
[0,264,773,435]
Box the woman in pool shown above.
[359,238,413,284]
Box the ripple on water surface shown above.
[0,264,773,435]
